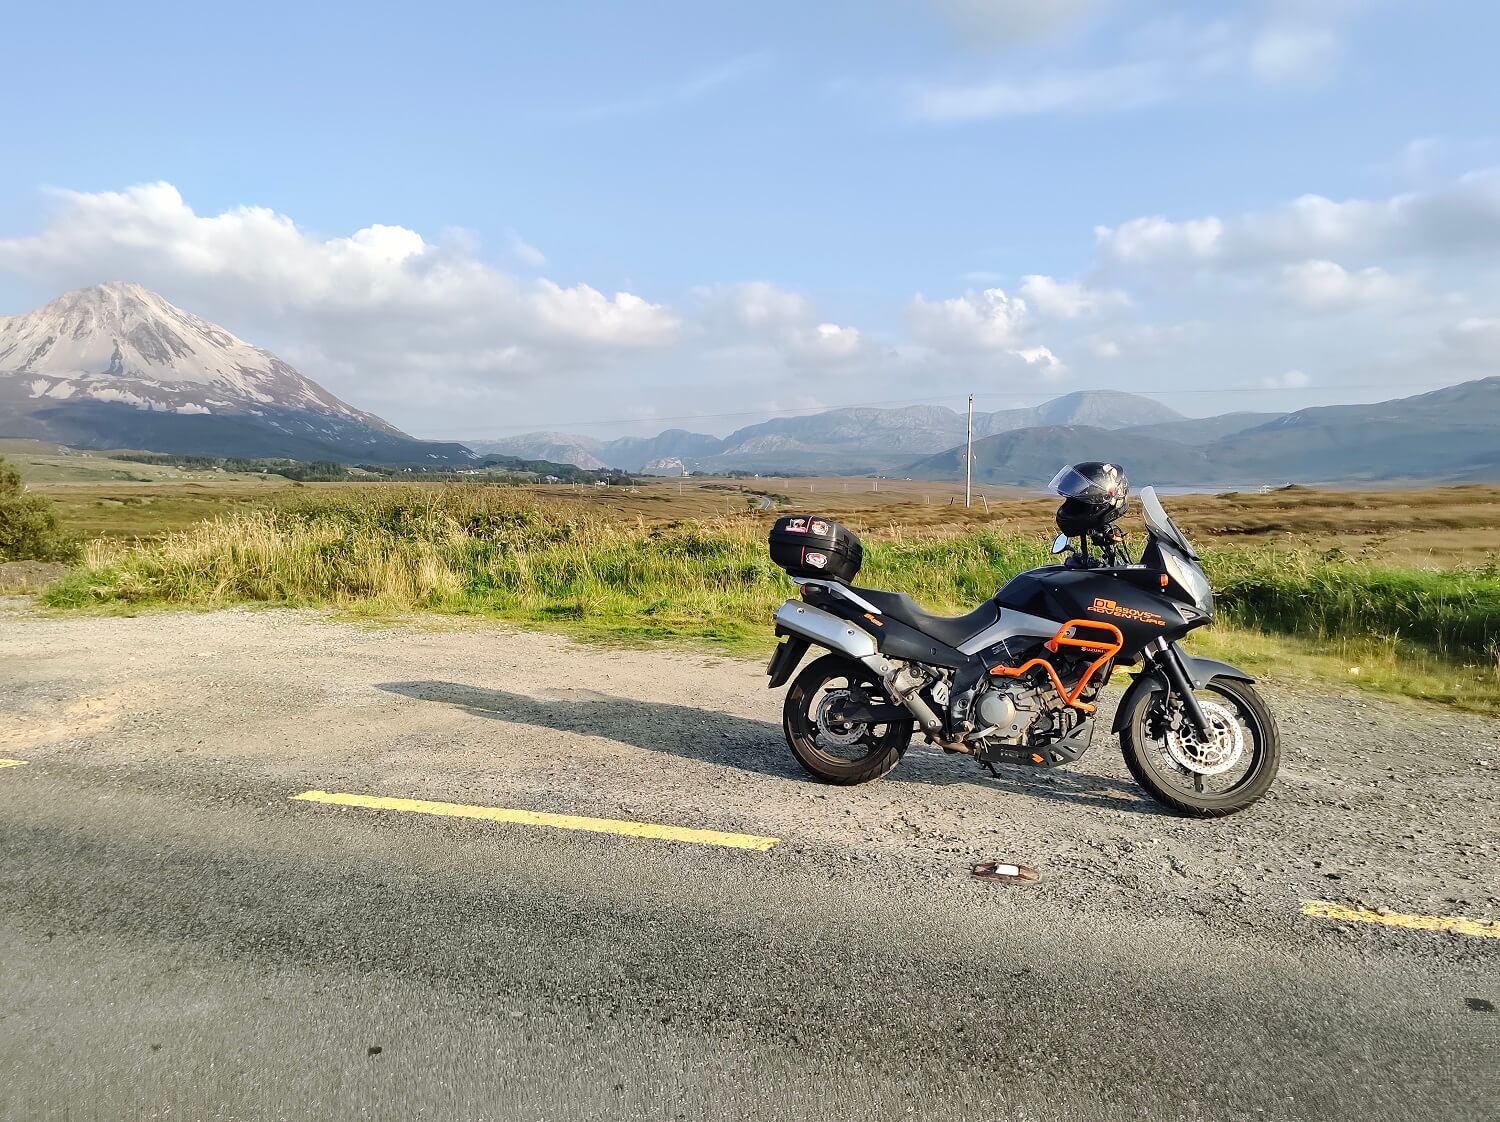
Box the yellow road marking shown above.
[0,758,28,769]
[1301,900,1500,939]
[289,790,780,852]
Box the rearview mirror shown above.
[1051,533,1072,555]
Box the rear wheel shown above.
[1120,677,1280,816]
[783,654,914,785]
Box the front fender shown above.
[1110,654,1255,734]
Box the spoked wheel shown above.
[1120,678,1280,816]
[783,654,914,785]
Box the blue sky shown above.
[3,0,1499,438]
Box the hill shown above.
[907,379,1500,486]
[906,425,1213,486]
[0,283,474,464]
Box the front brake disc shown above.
[1161,699,1244,775]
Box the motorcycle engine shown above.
[974,680,1047,744]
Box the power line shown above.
[444,376,1471,439]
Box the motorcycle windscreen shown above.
[1139,486,1198,560]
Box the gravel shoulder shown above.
[3,601,1498,1120]
[2,599,1496,944]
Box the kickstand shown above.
[983,760,1001,778]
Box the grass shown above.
[40,485,1500,714]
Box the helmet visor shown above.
[1048,465,1118,502]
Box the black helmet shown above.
[1049,462,1129,536]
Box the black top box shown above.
[768,515,863,583]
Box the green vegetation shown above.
[42,486,1500,712]
[0,456,78,562]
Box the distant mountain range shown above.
[903,379,1500,486]
[471,379,1500,485]
[3,283,1495,485]
[468,390,1188,474]
[0,283,472,463]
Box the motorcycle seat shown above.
[851,587,999,649]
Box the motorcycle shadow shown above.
[377,681,1163,816]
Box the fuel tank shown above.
[995,565,1199,656]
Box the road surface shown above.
[1,605,1496,1121]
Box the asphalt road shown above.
[1,606,1496,1121]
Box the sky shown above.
[2,0,1499,440]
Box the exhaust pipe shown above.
[773,601,878,660]
[773,601,945,736]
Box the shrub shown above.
[0,457,79,563]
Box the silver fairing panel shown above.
[957,608,1061,657]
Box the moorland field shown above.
[6,443,1499,714]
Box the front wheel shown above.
[783,654,914,785]
[1119,677,1280,817]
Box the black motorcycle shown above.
[764,468,1279,816]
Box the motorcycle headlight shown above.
[1164,551,1214,615]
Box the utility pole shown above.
[964,393,974,509]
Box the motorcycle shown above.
[764,488,1279,816]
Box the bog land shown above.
[7,448,1496,715]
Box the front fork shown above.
[1144,638,1212,739]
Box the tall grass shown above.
[44,487,1500,670]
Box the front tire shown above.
[1119,677,1280,817]
[783,654,914,785]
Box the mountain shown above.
[906,426,1213,487]
[1122,412,1286,446]
[1211,378,1500,482]
[977,390,1184,436]
[0,283,473,463]
[464,391,1186,475]
[466,432,610,470]
[469,428,724,472]
[906,379,1500,487]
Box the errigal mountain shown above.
[0,283,472,463]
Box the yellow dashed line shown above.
[0,758,28,769]
[289,790,780,852]
[1301,899,1500,939]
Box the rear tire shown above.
[783,654,914,785]
[1120,677,1280,817]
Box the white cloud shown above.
[1261,369,1312,389]
[906,287,1069,379]
[694,282,866,368]
[531,281,679,347]
[1094,215,1225,263]
[0,182,678,354]
[1089,338,1122,359]
[1014,345,1069,382]
[907,287,1029,350]
[1019,274,1129,319]
[1095,169,1500,268]
[1280,260,1411,310]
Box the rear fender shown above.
[1110,654,1255,733]
[767,633,811,688]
